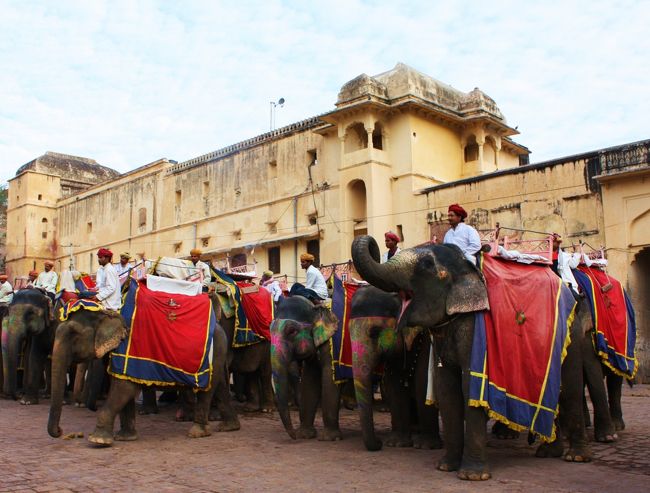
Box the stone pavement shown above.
[0,385,648,493]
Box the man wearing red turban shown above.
[443,204,481,264]
[382,231,401,263]
[92,248,121,311]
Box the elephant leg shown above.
[188,387,214,438]
[582,335,616,441]
[295,360,319,439]
[243,372,262,412]
[85,358,106,411]
[138,387,159,415]
[72,362,88,406]
[436,365,465,473]
[213,363,240,432]
[114,398,138,441]
[175,389,195,422]
[606,371,625,431]
[552,327,591,462]
[259,349,275,413]
[21,338,48,405]
[318,359,342,442]
[458,371,490,481]
[582,391,592,428]
[384,361,412,448]
[413,341,442,450]
[232,370,247,402]
[89,378,139,446]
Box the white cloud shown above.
[0,0,648,183]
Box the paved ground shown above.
[0,385,648,493]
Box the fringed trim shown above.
[560,304,575,363]
[329,338,346,384]
[599,351,638,380]
[468,398,557,443]
[232,339,263,348]
[107,369,212,391]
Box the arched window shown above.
[464,135,479,162]
[348,180,367,236]
[41,217,48,239]
[344,123,368,153]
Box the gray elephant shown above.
[270,295,340,440]
[352,235,591,481]
[47,308,127,438]
[2,289,55,404]
[349,285,441,451]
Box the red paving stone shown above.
[0,385,649,492]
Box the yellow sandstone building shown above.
[5,63,649,379]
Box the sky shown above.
[1,0,648,184]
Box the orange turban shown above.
[190,248,202,256]
[44,260,54,267]
[300,253,315,262]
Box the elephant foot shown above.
[595,433,617,443]
[188,423,212,438]
[138,405,159,415]
[216,419,241,432]
[457,469,491,481]
[114,429,138,441]
[364,438,383,451]
[318,428,342,441]
[295,426,317,439]
[259,403,275,413]
[535,440,564,458]
[20,396,39,405]
[413,433,443,450]
[242,403,261,413]
[74,402,86,408]
[564,446,592,463]
[492,421,519,440]
[613,417,625,431]
[385,432,413,448]
[208,408,222,421]
[88,430,114,447]
[341,396,356,410]
[437,456,460,472]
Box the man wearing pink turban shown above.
[381,231,401,263]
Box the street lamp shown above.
[270,97,285,131]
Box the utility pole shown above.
[269,97,285,130]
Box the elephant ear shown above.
[447,271,489,315]
[94,313,127,358]
[312,307,339,347]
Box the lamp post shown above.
[269,97,285,131]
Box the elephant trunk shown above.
[351,322,382,451]
[2,324,24,400]
[48,336,71,438]
[351,236,417,293]
[270,331,296,439]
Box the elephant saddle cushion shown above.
[468,254,576,442]
[109,279,215,389]
[573,267,637,379]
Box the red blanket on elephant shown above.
[237,282,273,341]
[109,279,215,389]
[331,277,360,381]
[469,254,576,442]
[573,267,637,379]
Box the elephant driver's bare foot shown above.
[88,430,114,447]
[114,429,138,441]
[187,423,211,438]
[318,428,342,441]
[295,427,317,439]
[216,420,241,432]
[385,432,413,448]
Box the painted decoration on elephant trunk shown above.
[109,279,215,389]
[468,254,576,442]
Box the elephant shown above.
[47,308,127,438]
[351,235,591,481]
[2,289,56,404]
[270,295,341,441]
[349,285,442,451]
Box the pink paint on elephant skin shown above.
[350,340,367,360]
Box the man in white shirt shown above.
[34,260,58,302]
[551,234,582,295]
[0,274,14,305]
[381,231,402,263]
[260,270,283,302]
[115,252,133,279]
[94,248,122,311]
[190,248,212,292]
[443,203,482,264]
[289,253,328,303]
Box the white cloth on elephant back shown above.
[146,257,192,280]
[147,274,203,296]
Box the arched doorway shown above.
[347,179,367,237]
